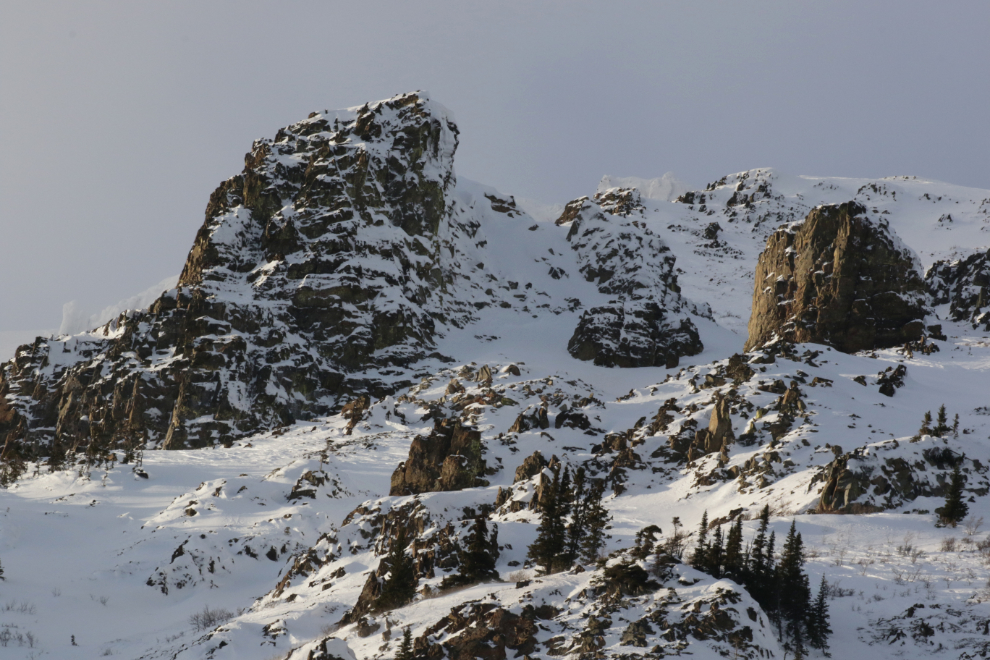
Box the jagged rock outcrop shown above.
[0,92,481,462]
[559,199,706,368]
[926,248,990,329]
[744,201,931,353]
[389,418,485,495]
[688,393,734,461]
[814,440,989,514]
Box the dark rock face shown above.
[744,202,931,353]
[926,248,990,329]
[559,199,706,368]
[414,602,549,660]
[389,418,485,495]
[814,442,989,514]
[0,93,478,459]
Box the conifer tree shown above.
[528,466,568,573]
[777,521,811,651]
[723,517,744,581]
[919,410,933,436]
[935,404,950,437]
[565,466,588,563]
[936,463,969,527]
[580,478,610,563]
[807,574,832,655]
[690,510,710,570]
[377,528,417,611]
[663,516,688,560]
[707,525,725,577]
[396,626,414,660]
[0,556,4,580]
[745,505,771,601]
[446,517,499,587]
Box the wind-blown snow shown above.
[58,274,180,335]
[597,172,690,201]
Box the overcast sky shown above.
[2,1,988,334]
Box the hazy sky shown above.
[2,1,988,333]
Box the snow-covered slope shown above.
[1,93,989,660]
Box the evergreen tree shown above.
[377,528,417,611]
[690,510,710,569]
[953,414,960,438]
[0,556,4,580]
[764,530,779,624]
[707,525,725,577]
[565,467,588,563]
[528,466,568,573]
[919,410,933,436]
[723,517,745,581]
[445,517,499,587]
[935,404,950,437]
[777,522,811,651]
[936,463,969,527]
[632,525,662,560]
[807,574,832,655]
[663,516,688,560]
[396,626,414,660]
[745,506,771,598]
[580,478,611,563]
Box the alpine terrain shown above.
[1,92,989,660]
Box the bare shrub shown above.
[941,537,957,552]
[896,532,915,556]
[189,605,234,632]
[964,516,985,536]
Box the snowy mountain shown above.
[1,92,989,660]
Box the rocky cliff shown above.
[926,248,990,330]
[744,201,931,353]
[0,93,481,464]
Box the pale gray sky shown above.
[2,1,988,333]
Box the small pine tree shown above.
[690,510,710,569]
[807,574,832,655]
[446,517,498,587]
[632,525,662,560]
[580,478,610,563]
[396,626,414,660]
[663,516,688,560]
[377,528,417,611]
[936,463,969,527]
[707,525,725,577]
[919,410,933,436]
[0,556,4,580]
[723,517,744,581]
[953,414,960,438]
[935,404,950,437]
[777,522,811,650]
[565,466,588,563]
[528,466,569,573]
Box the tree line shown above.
[689,506,831,657]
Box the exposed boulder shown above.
[926,248,990,329]
[513,450,548,483]
[744,201,931,353]
[390,418,486,495]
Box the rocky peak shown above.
[744,201,931,353]
[0,93,477,460]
